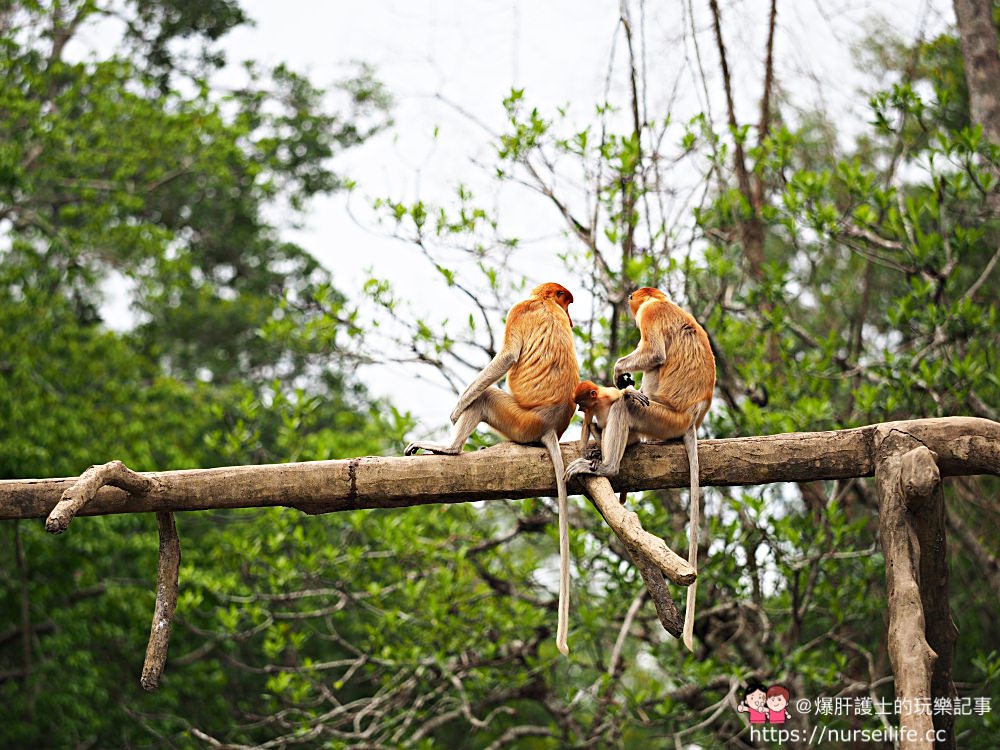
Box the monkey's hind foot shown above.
[564,457,601,482]
[404,442,461,456]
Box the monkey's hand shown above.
[585,444,603,461]
[564,457,599,482]
[615,371,635,390]
[621,387,649,407]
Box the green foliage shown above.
[0,2,405,748]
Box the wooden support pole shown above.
[874,428,957,750]
[908,450,958,750]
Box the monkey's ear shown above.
[590,389,598,398]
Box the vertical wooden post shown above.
[907,451,958,749]
[875,428,957,750]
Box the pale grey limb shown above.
[405,403,485,456]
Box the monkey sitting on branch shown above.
[573,379,649,502]
[565,287,716,651]
[405,282,579,655]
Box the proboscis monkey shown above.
[565,287,715,652]
[573,380,649,503]
[404,282,579,655]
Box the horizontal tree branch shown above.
[1,418,998,522]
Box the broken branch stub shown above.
[42,459,180,691]
[580,476,695,586]
[582,476,686,638]
[899,446,941,510]
[141,511,181,691]
[45,460,157,534]
[631,550,684,639]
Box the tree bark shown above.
[953,0,1000,146]
[1,417,997,714]
[140,512,180,691]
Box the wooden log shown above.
[2,418,997,522]
[580,477,685,637]
[581,476,694,586]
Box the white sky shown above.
[96,0,953,434]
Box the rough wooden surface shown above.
[44,459,159,532]
[902,449,958,750]
[874,428,956,750]
[140,512,180,691]
[582,476,695,585]
[582,477,685,637]
[2,418,997,522]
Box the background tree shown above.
[354,1,1000,747]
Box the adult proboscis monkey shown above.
[405,282,579,655]
[565,287,715,651]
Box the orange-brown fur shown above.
[621,287,714,653]
[565,288,715,652]
[574,380,617,447]
[573,380,643,450]
[504,283,578,422]
[405,282,579,655]
[622,287,715,437]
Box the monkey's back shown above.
[650,300,716,419]
[506,298,579,410]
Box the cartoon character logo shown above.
[766,685,791,724]
[737,681,768,724]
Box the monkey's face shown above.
[627,287,665,317]
[572,380,600,410]
[533,282,574,326]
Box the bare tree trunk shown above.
[708,0,766,279]
[953,0,1000,145]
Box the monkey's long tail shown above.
[542,431,571,656]
[557,482,570,656]
[682,427,700,652]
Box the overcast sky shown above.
[93,1,953,433]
